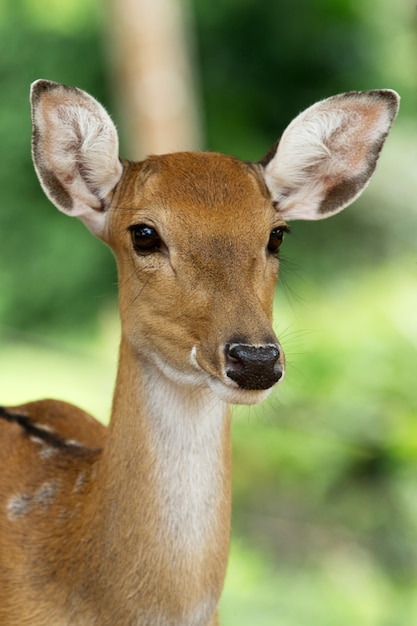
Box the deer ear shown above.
[31,80,123,236]
[260,90,400,221]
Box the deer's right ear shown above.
[31,80,123,236]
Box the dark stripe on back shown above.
[0,406,99,455]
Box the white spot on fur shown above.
[190,345,201,372]
[29,432,58,459]
[29,435,45,446]
[65,439,83,447]
[34,423,54,433]
[34,481,59,510]
[39,446,57,460]
[6,482,59,521]
[7,493,31,520]
[73,471,87,494]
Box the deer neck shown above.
[81,336,232,621]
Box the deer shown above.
[0,80,399,625]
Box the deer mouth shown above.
[190,344,284,405]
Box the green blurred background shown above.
[0,0,416,623]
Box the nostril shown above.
[224,343,283,390]
[225,345,244,371]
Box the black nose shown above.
[224,343,283,390]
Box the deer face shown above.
[108,153,286,404]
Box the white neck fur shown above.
[142,364,228,551]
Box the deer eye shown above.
[129,224,163,254]
[267,227,288,254]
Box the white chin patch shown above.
[207,377,275,406]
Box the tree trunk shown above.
[105,0,202,159]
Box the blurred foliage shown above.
[0,0,416,621]
[194,0,416,158]
[221,538,417,625]
[0,0,116,334]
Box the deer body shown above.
[0,81,399,625]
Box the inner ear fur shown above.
[260,89,400,221]
[31,79,123,236]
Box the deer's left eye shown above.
[129,224,163,254]
[267,227,288,254]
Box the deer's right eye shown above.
[129,224,163,254]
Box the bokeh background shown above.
[0,1,416,623]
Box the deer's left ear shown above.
[260,90,400,221]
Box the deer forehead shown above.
[110,152,278,242]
